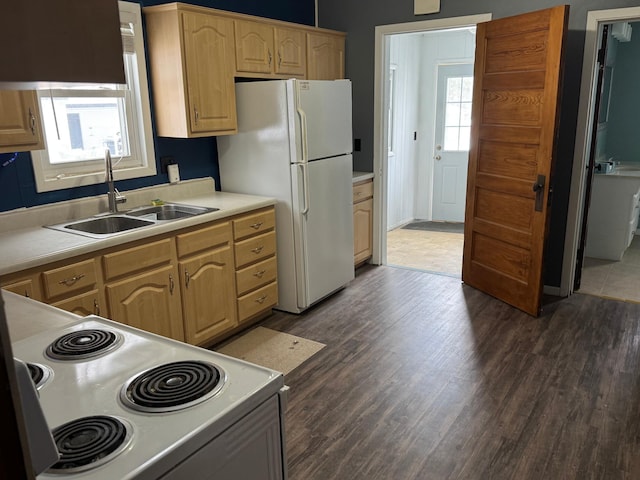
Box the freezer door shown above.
[294,80,353,161]
[291,154,354,310]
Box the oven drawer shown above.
[233,208,275,240]
[42,259,98,300]
[234,231,276,269]
[236,256,277,296]
[159,395,284,480]
[237,281,278,322]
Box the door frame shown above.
[563,7,640,297]
[372,14,492,266]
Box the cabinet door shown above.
[235,20,274,74]
[274,26,306,77]
[353,198,373,265]
[106,265,185,341]
[1,275,42,301]
[182,12,237,134]
[52,290,104,317]
[0,91,44,153]
[306,32,345,80]
[179,245,237,345]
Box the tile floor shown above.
[386,227,463,277]
[387,227,640,304]
[578,235,640,303]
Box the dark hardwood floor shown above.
[258,264,640,479]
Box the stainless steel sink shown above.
[45,203,219,238]
[127,204,219,221]
[64,216,155,235]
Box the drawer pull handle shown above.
[251,246,264,254]
[93,299,100,316]
[250,222,263,230]
[253,270,266,278]
[255,294,267,304]
[59,274,85,286]
[185,270,191,288]
[355,192,362,196]
[169,274,175,295]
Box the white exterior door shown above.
[432,63,474,222]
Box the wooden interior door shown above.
[462,6,569,316]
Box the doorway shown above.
[374,15,490,276]
[565,7,640,302]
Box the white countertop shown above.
[0,178,276,276]
[353,171,374,183]
[3,290,79,342]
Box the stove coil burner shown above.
[46,329,122,360]
[48,415,133,473]
[121,360,226,413]
[26,362,53,390]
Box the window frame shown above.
[31,1,156,193]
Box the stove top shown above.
[12,316,284,480]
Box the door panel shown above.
[462,6,568,316]
[433,64,473,222]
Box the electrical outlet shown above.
[160,156,175,174]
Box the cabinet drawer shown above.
[237,281,278,322]
[103,238,173,280]
[42,259,98,300]
[176,221,231,258]
[234,231,277,268]
[233,208,275,240]
[353,180,373,203]
[236,256,278,296]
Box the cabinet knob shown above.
[251,246,264,254]
[250,222,263,230]
[255,294,267,304]
[253,270,266,278]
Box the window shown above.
[443,75,473,151]
[32,1,156,192]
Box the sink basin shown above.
[63,216,154,235]
[45,202,220,238]
[127,204,219,221]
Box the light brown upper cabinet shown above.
[234,20,306,78]
[144,3,345,138]
[307,31,345,80]
[0,90,44,153]
[144,6,237,137]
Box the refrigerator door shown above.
[291,154,354,309]
[293,79,352,162]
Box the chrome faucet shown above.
[105,149,126,213]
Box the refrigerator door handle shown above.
[297,163,310,215]
[295,80,309,163]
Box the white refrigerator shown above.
[218,79,354,314]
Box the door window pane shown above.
[443,75,473,151]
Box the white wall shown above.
[386,28,475,230]
[387,34,421,229]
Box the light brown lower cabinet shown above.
[353,179,374,266]
[1,206,277,346]
[105,264,185,341]
[178,243,237,345]
[1,275,42,301]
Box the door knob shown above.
[435,155,441,160]
[532,174,546,212]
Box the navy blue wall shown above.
[0,0,315,213]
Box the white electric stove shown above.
[11,315,287,480]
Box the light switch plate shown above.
[414,0,440,15]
